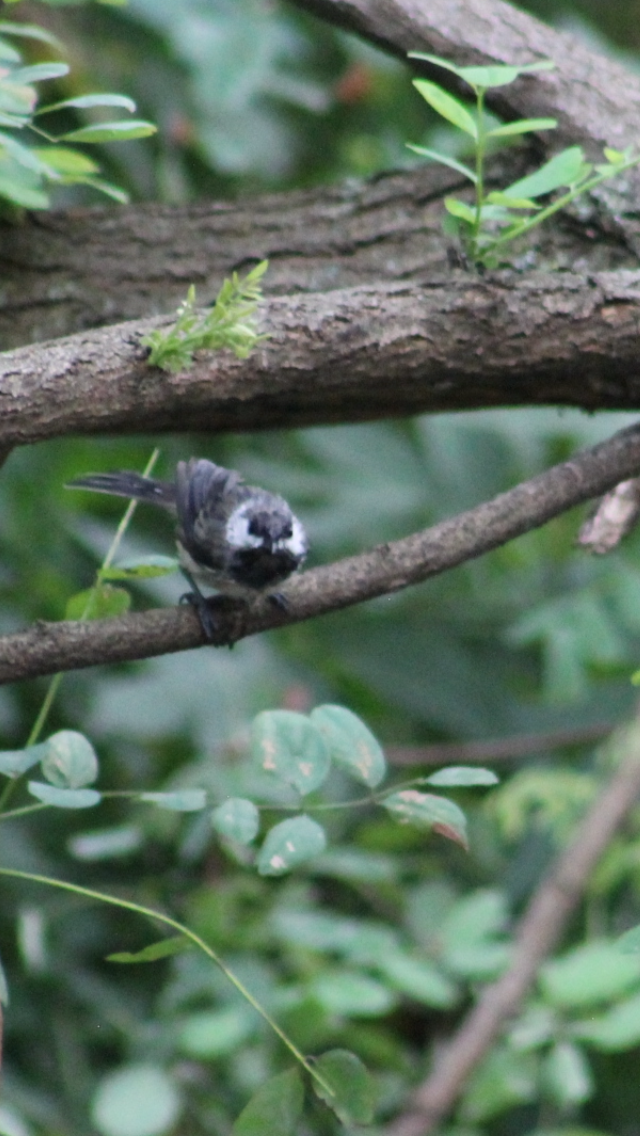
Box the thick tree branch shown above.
[388,711,640,1136]
[3,420,640,684]
[2,0,640,349]
[4,270,640,446]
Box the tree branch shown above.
[3,420,640,684]
[387,709,640,1135]
[3,0,640,349]
[4,269,640,447]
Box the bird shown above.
[67,458,308,638]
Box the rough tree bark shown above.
[2,0,640,434]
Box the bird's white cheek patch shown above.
[278,516,307,558]
[225,506,263,550]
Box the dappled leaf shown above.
[382,790,468,849]
[257,815,326,875]
[310,704,386,787]
[41,730,98,788]
[212,797,260,843]
[251,709,330,794]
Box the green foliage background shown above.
[4,2,640,1135]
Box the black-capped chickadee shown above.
[67,458,308,638]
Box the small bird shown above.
[67,458,308,637]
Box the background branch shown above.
[3,420,640,684]
[387,710,640,1135]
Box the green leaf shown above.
[504,146,589,199]
[211,797,260,844]
[409,52,555,87]
[406,143,477,182]
[32,146,99,175]
[91,1064,182,1136]
[542,1041,592,1107]
[573,989,640,1051]
[309,969,395,1016]
[257,815,327,876]
[618,924,640,953]
[41,730,98,788]
[69,825,143,861]
[540,940,640,1008]
[27,782,101,809]
[178,1006,255,1058]
[140,790,207,812]
[485,191,539,210]
[108,937,190,964]
[9,62,69,85]
[0,132,57,175]
[101,555,179,580]
[310,704,386,788]
[37,92,137,115]
[425,765,499,787]
[60,120,157,144]
[0,174,48,209]
[0,21,64,49]
[311,1049,377,1125]
[382,790,469,849]
[251,709,330,794]
[444,196,476,223]
[65,583,131,620]
[232,1069,303,1136]
[412,79,477,137]
[0,741,47,778]
[487,116,557,138]
[376,951,459,1008]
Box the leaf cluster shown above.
[409,53,640,264]
[141,261,270,373]
[0,17,156,210]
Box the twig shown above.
[386,722,612,765]
[387,710,640,1136]
[2,421,640,684]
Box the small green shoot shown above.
[408,53,640,265]
[141,260,269,373]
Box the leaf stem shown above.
[0,865,335,1098]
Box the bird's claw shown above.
[179,590,219,641]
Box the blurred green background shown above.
[3,2,640,1135]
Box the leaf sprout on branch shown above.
[408,53,640,266]
[141,260,269,373]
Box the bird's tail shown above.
[67,472,176,509]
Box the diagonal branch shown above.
[387,709,640,1136]
[2,420,640,685]
[289,0,640,154]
